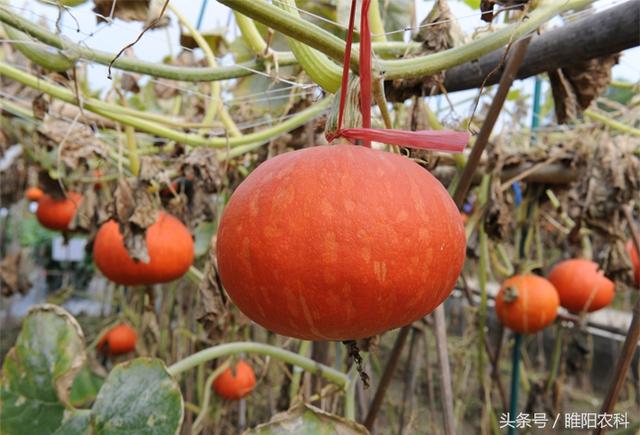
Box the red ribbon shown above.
[328,0,469,153]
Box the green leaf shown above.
[507,89,522,101]
[70,365,104,408]
[1,304,86,435]
[53,410,91,435]
[463,0,481,10]
[194,221,216,258]
[246,404,370,435]
[90,358,183,435]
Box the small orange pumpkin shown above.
[36,192,82,231]
[97,324,137,356]
[548,259,614,313]
[25,187,44,202]
[626,240,640,286]
[495,275,559,334]
[93,212,194,286]
[212,360,256,400]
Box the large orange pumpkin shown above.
[212,360,256,400]
[36,192,82,231]
[93,212,194,285]
[495,275,559,334]
[548,259,614,313]
[216,145,466,341]
[626,240,640,286]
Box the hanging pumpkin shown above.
[36,192,82,231]
[626,240,640,286]
[495,275,559,334]
[25,187,44,202]
[97,323,137,356]
[548,259,614,313]
[93,212,194,286]
[216,145,466,341]
[212,360,256,401]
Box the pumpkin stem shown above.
[343,340,370,388]
[503,286,520,303]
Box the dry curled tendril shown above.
[343,340,370,388]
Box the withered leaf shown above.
[93,0,169,27]
[549,54,619,124]
[0,253,30,296]
[113,178,158,263]
[388,0,464,101]
[120,73,140,93]
[138,156,168,183]
[480,0,529,23]
[70,186,98,232]
[32,94,49,120]
[37,118,108,168]
[196,243,229,338]
[181,148,222,192]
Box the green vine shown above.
[0,61,331,152]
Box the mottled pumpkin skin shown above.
[36,192,82,231]
[548,259,614,313]
[217,145,466,341]
[93,212,194,286]
[212,360,256,400]
[627,240,640,286]
[495,275,559,334]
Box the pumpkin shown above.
[626,240,640,286]
[25,187,44,202]
[548,259,614,313]
[93,212,194,285]
[495,275,559,334]
[97,324,137,356]
[212,360,256,400]
[36,192,82,231]
[216,145,466,341]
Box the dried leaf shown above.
[112,179,158,263]
[181,148,222,193]
[549,54,619,124]
[480,0,529,23]
[196,244,229,338]
[120,73,140,93]
[37,118,109,168]
[388,0,464,101]
[0,253,30,296]
[93,0,169,27]
[32,94,49,120]
[70,186,98,232]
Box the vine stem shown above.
[169,3,241,136]
[234,12,269,55]
[191,361,230,435]
[218,0,594,79]
[0,61,331,151]
[584,109,640,137]
[368,0,386,44]
[288,340,312,402]
[508,334,522,435]
[274,0,342,92]
[0,6,414,82]
[167,341,350,389]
